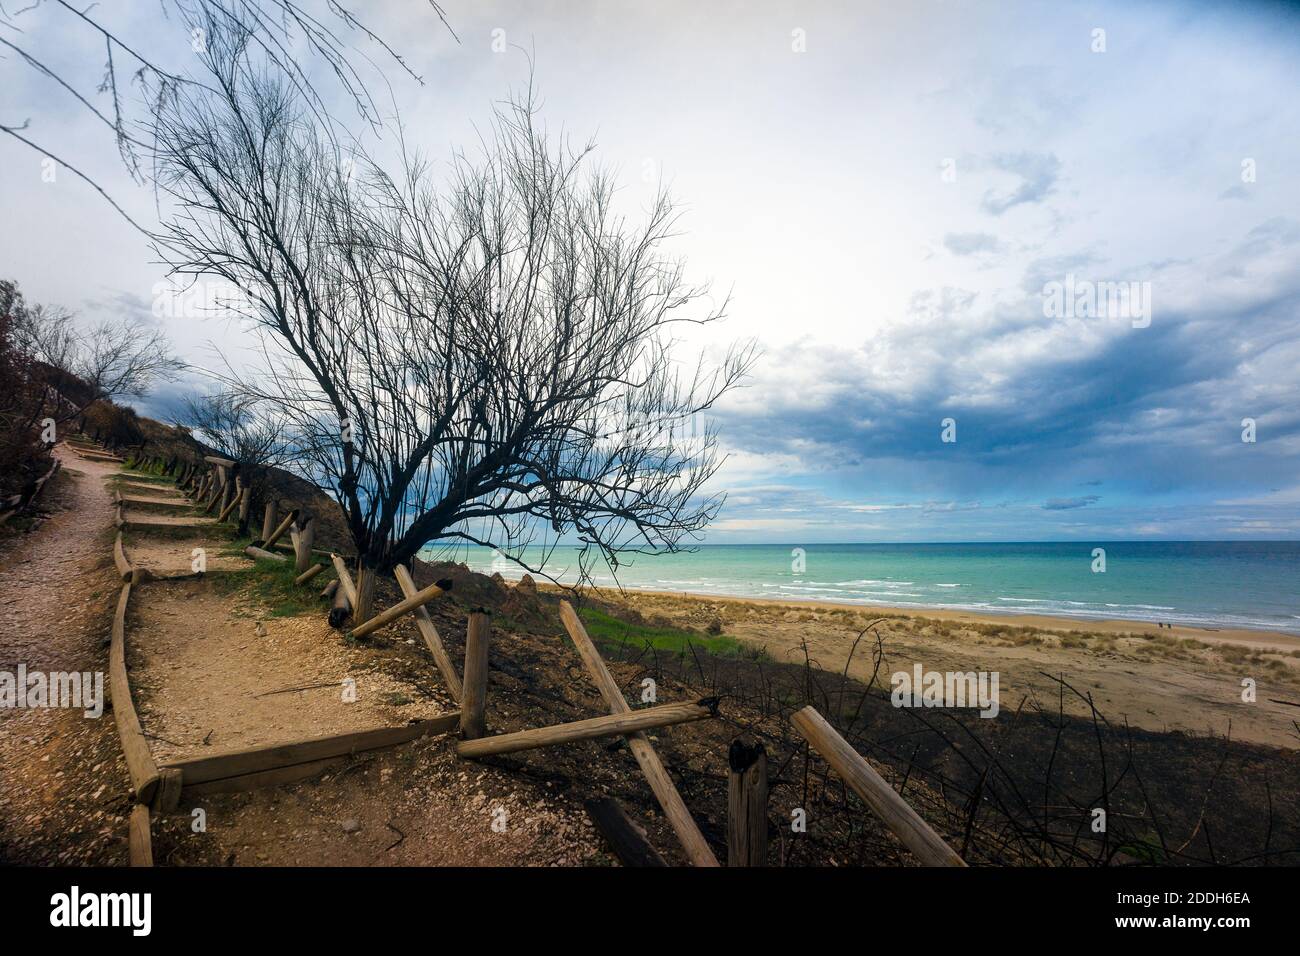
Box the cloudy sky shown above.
[3,0,1299,542]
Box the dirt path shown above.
[0,444,134,864]
[131,576,452,763]
[2,446,605,866]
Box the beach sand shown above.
[560,585,1300,750]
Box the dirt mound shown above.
[410,557,551,627]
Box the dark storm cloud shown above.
[1043,495,1101,510]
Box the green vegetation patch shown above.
[210,553,335,618]
[124,457,171,477]
[579,606,748,657]
[117,471,176,485]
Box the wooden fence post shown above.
[260,499,277,542]
[460,611,491,739]
[456,700,715,759]
[584,797,668,867]
[394,564,462,703]
[727,738,769,867]
[558,600,720,867]
[221,470,236,515]
[790,706,966,866]
[294,563,325,586]
[328,554,357,629]
[349,577,451,640]
[204,472,223,514]
[294,516,316,573]
[263,508,297,550]
[329,581,352,628]
[217,487,241,523]
[237,482,252,533]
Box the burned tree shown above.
[152,29,755,615]
[0,0,453,230]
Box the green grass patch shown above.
[210,555,335,618]
[124,456,171,476]
[117,471,176,485]
[219,535,257,556]
[579,606,749,657]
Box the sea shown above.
[425,541,1300,634]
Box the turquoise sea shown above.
[426,541,1300,634]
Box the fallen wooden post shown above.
[394,564,462,703]
[727,738,769,867]
[559,600,720,867]
[330,554,358,605]
[457,699,716,759]
[295,563,325,586]
[790,705,966,867]
[350,577,453,640]
[320,578,340,600]
[585,797,668,867]
[245,545,286,562]
[329,583,352,629]
[263,508,298,549]
[460,611,491,739]
[162,715,460,798]
[328,554,358,629]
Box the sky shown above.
[3,0,1299,543]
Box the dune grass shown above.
[578,606,748,656]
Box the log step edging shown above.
[160,714,461,799]
[109,573,162,806]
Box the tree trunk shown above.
[352,563,376,628]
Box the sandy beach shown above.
[564,585,1300,750]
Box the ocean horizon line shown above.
[674,539,1300,547]
[432,540,1300,635]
